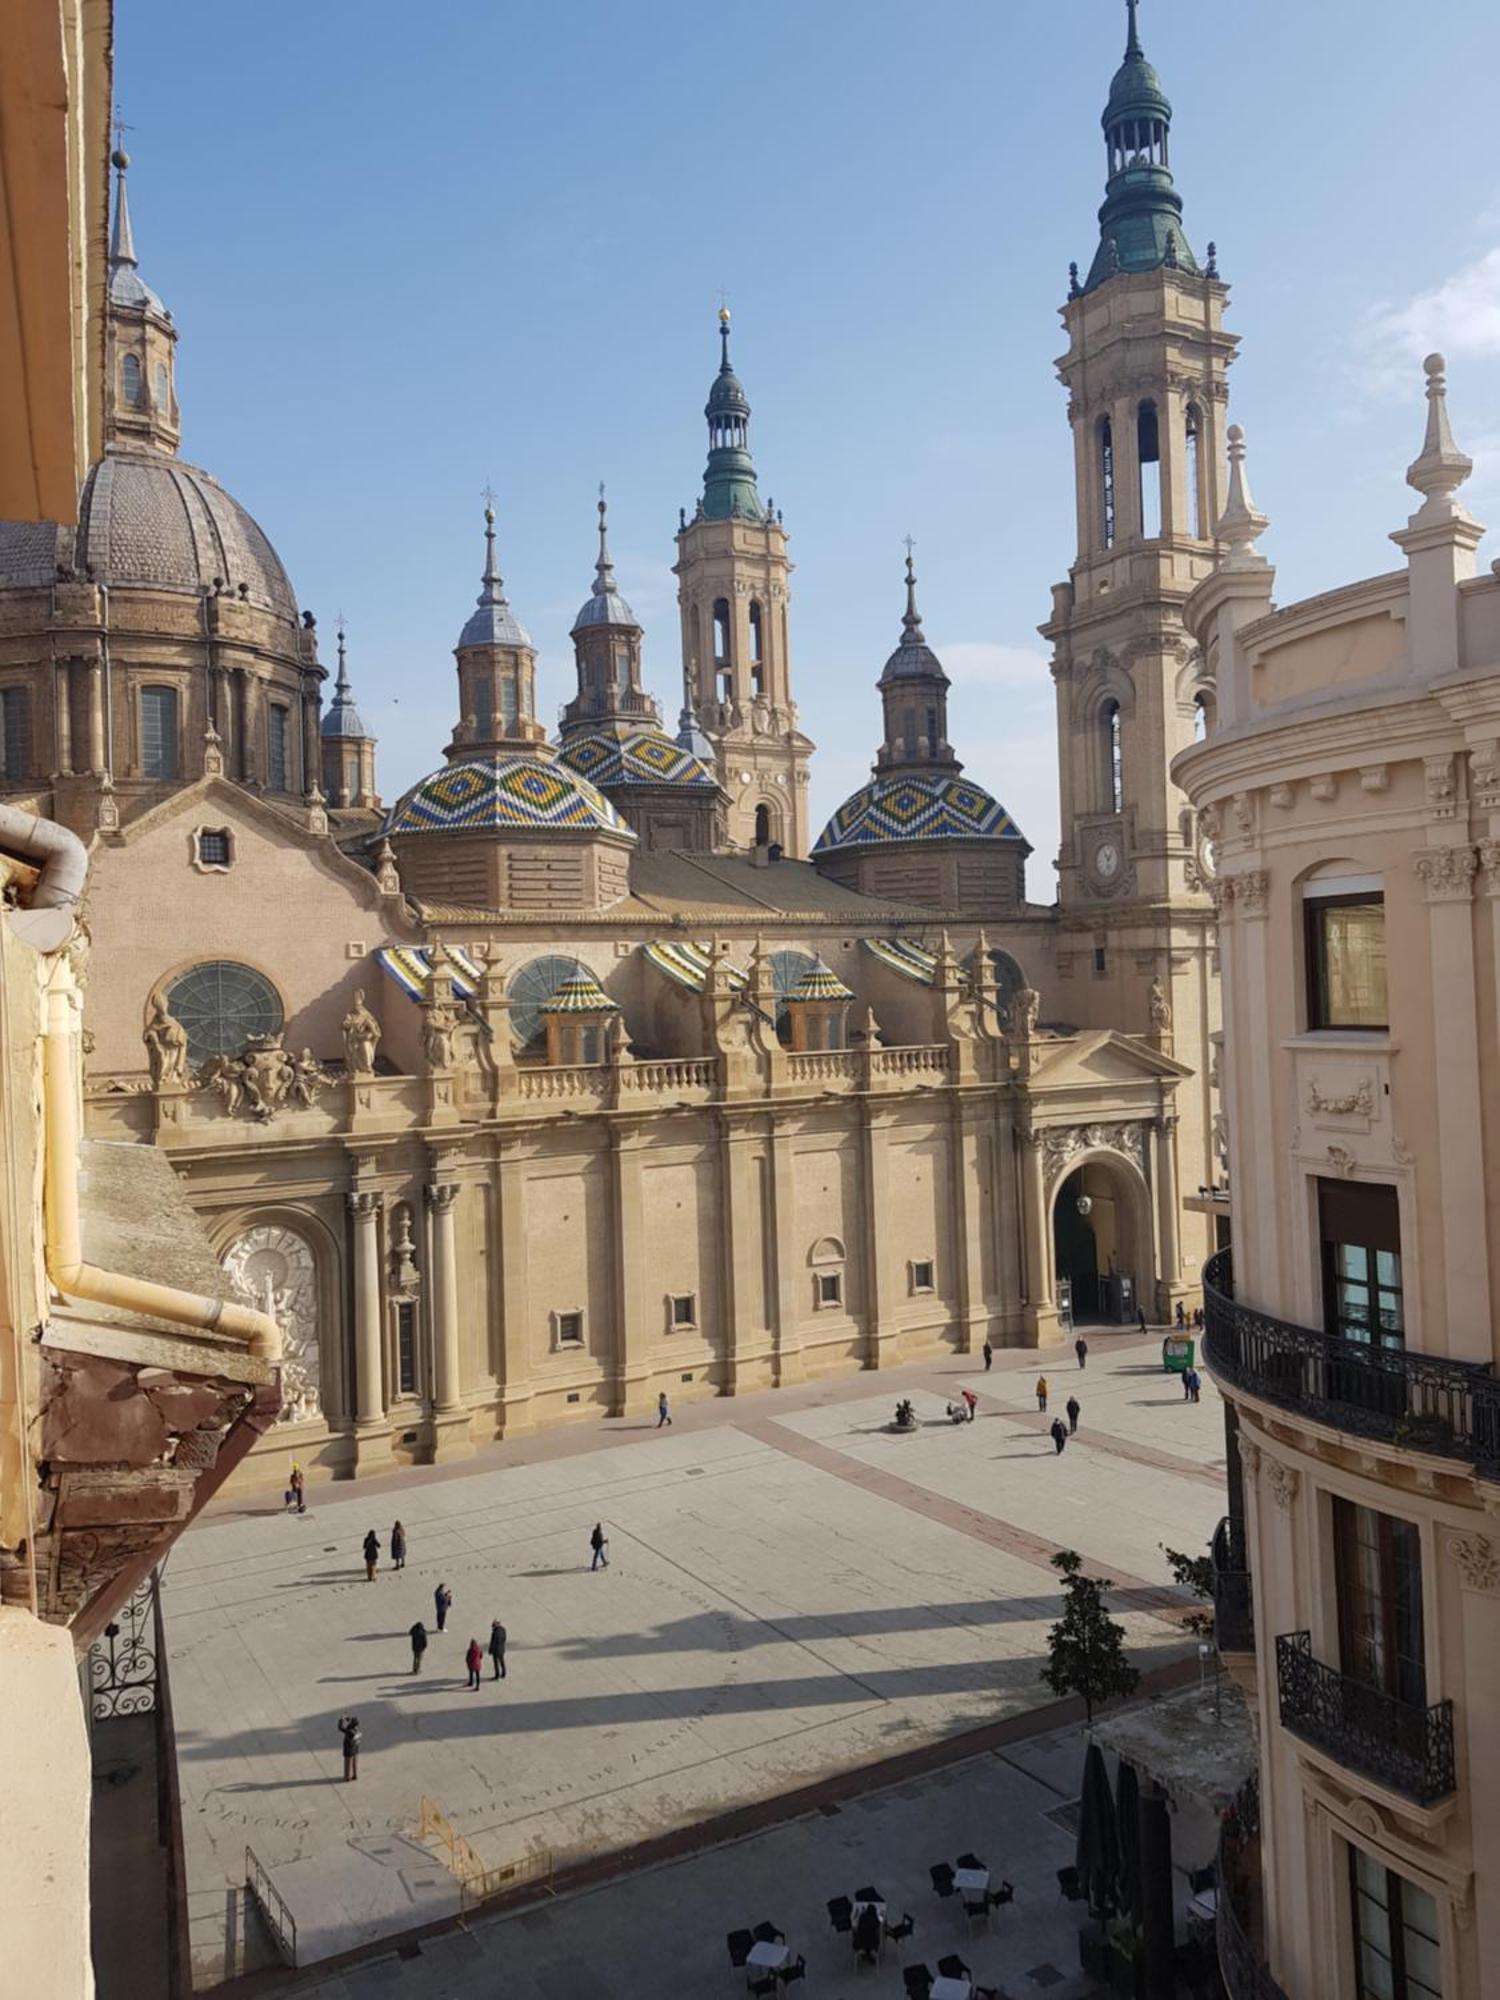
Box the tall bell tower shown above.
[1042,0,1236,1285]
[674,310,813,854]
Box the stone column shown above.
[610,1127,651,1416]
[348,1191,386,1430]
[767,1122,804,1387]
[302,693,320,797]
[1153,1114,1181,1319]
[87,659,105,774]
[716,1115,755,1394]
[950,1097,985,1354]
[426,1183,461,1412]
[860,1105,893,1368]
[54,659,72,773]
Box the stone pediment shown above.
[1028,1028,1191,1092]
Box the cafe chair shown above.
[902,1968,934,2000]
[854,1883,882,1904]
[987,1880,1015,1913]
[962,1894,989,1931]
[777,1955,807,1989]
[826,1896,853,1934]
[938,1953,972,1981]
[885,1912,916,1950]
[1057,1865,1084,1901]
[748,1975,779,1999]
[753,1922,786,1945]
[726,1929,754,1969]
[956,1851,984,1871]
[929,1863,956,1898]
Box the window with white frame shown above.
[1304,870,1387,1031]
[553,1309,585,1349]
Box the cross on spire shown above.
[112,110,134,156]
[480,480,497,517]
[902,534,916,561]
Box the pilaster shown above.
[609,1126,652,1416]
[347,1190,394,1470]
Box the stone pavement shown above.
[166,1333,1225,1982]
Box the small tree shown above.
[1161,1541,1215,1642]
[1040,1548,1140,1723]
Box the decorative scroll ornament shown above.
[1265,1458,1299,1510]
[1307,1077,1375,1119]
[199,1033,329,1120]
[1414,844,1478,903]
[1448,1531,1500,1593]
[1041,1120,1147,1189]
[88,1575,158,1719]
[223,1223,321,1423]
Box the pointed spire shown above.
[592,483,617,596]
[334,618,352,699]
[901,538,926,643]
[458,491,531,649]
[480,500,504,601]
[1406,352,1474,519]
[1217,424,1270,568]
[718,304,733,374]
[1125,0,1142,59]
[110,147,137,269]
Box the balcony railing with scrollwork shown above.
[1217,1780,1290,2000]
[1203,1250,1500,1480]
[1275,1631,1456,1805]
[1211,1514,1254,1654]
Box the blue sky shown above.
[117,0,1500,877]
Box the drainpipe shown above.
[0,803,87,954]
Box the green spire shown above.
[1081,0,1197,293]
[700,308,764,523]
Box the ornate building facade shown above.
[0,4,1225,1493]
[1180,366,1500,1997]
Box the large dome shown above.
[387,753,634,838]
[813,771,1027,854]
[558,728,718,790]
[0,448,298,624]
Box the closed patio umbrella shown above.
[1114,1757,1142,1926]
[1075,1741,1121,1919]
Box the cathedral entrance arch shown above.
[1050,1149,1152,1327]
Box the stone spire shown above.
[448,496,547,758]
[1082,0,1199,293]
[701,308,763,522]
[1405,352,1475,525]
[876,542,959,775]
[105,146,180,453]
[320,620,380,807]
[562,486,652,734]
[1217,425,1270,568]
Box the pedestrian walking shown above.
[409,1620,428,1673]
[1188,1368,1202,1404]
[1074,1335,1088,1370]
[1182,1367,1193,1402]
[288,1464,305,1514]
[391,1520,407,1571]
[464,1638,484,1691]
[337,1714,361,1781]
[590,1522,609,1570]
[1036,1374,1049,1413]
[657,1391,672,1428]
[434,1581,453,1632]
[488,1619,507,1680]
[1175,1301,1186,1330]
[362,1528,380,1581]
[1066,1394,1081,1435]
[1050,1417,1068,1456]
[960,1388,978,1422]
[982,1340,993,1373]
[1137,1308,1148,1335]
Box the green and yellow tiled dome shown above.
[386,754,633,838]
[813,771,1025,855]
[558,728,718,790]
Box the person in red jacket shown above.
[464,1637,483,1691]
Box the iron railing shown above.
[245,1847,297,1966]
[1216,1781,1290,2000]
[1275,1631,1455,1806]
[1210,1514,1254,1654]
[1203,1250,1500,1479]
[89,1574,159,1719]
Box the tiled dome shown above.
[558,728,718,790]
[813,771,1025,854]
[386,754,634,838]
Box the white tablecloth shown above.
[932,1978,973,2000]
[954,1866,990,1893]
[851,1900,887,1925]
[746,1940,789,1970]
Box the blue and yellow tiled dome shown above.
[813,771,1025,855]
[387,754,633,838]
[558,728,718,791]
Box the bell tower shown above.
[1042,0,1235,1290]
[673,310,812,854]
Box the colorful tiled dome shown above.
[386,755,634,838]
[540,971,619,1015]
[788,960,853,1003]
[813,772,1025,854]
[558,729,718,790]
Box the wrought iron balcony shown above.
[1203,1250,1500,1480]
[1217,1781,1291,2000]
[1211,1514,1254,1654]
[1275,1631,1455,1805]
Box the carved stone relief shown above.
[1041,1120,1147,1191]
[222,1225,320,1424]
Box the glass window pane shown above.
[141,686,179,781]
[1339,1244,1370,1281]
[1317,899,1387,1028]
[0,688,29,781]
[164,960,283,1064]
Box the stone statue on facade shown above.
[1008,986,1041,1041]
[1148,977,1173,1033]
[144,997,190,1089]
[421,1005,458,1073]
[342,989,380,1076]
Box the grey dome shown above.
[0,449,298,624]
[460,596,531,649]
[571,585,638,634]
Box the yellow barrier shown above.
[418,1796,554,1913]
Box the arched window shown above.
[121,352,143,406]
[1192,692,1210,743]
[613,645,631,692]
[712,598,732,702]
[1101,699,1123,813]
[141,684,179,781]
[903,705,918,758]
[163,960,283,1064]
[749,601,765,697]
[965,945,1025,1022]
[1185,403,1204,539]
[507,953,592,1049]
[154,362,169,412]
[1098,418,1116,548]
[1137,400,1162,539]
[926,706,939,752]
[754,803,772,847]
[474,678,493,734]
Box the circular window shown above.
[507,954,591,1049]
[163,961,283,1064]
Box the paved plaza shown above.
[165,1336,1226,1983]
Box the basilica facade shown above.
[0,9,1227,1488]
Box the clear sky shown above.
[115,0,1500,879]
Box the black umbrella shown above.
[1075,1741,1121,1919]
[1114,1757,1142,1926]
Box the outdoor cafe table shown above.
[851,1898,887,1925]
[932,1978,973,2000]
[953,1867,990,1893]
[746,1940,790,1972]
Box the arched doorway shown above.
[1052,1154,1151,1327]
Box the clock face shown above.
[1094,840,1121,882]
[1197,832,1218,882]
